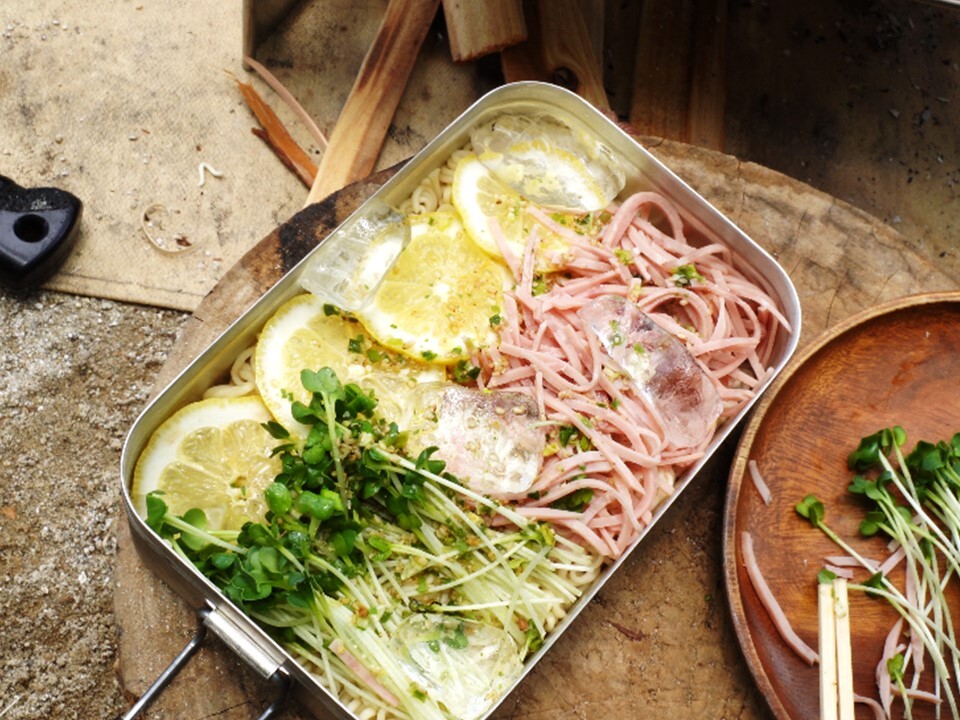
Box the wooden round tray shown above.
[115,134,960,719]
[724,291,960,719]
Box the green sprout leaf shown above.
[180,508,209,552]
[145,491,169,533]
[550,488,594,513]
[265,482,293,516]
[795,495,825,527]
[863,572,886,592]
[817,568,838,584]
[859,510,886,537]
[261,420,291,440]
[887,652,905,683]
[300,367,343,399]
[848,426,907,471]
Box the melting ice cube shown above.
[393,613,523,720]
[403,383,544,496]
[469,113,625,211]
[578,295,722,448]
[299,200,408,311]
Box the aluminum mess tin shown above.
[120,81,802,719]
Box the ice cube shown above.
[403,383,543,496]
[578,295,722,448]
[469,113,625,211]
[299,200,408,311]
[393,613,523,720]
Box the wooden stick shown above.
[501,0,610,112]
[441,0,526,62]
[834,579,856,720]
[304,0,440,207]
[243,55,328,149]
[819,582,839,720]
[235,79,317,188]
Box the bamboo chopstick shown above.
[820,578,855,720]
[819,582,839,720]
[834,579,855,720]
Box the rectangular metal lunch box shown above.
[120,81,802,720]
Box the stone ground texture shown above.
[0,292,185,719]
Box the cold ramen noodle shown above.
[132,113,790,720]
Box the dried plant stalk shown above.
[235,79,318,188]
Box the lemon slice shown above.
[468,112,625,210]
[357,211,507,364]
[255,293,442,436]
[452,155,524,257]
[480,141,609,210]
[452,155,601,273]
[131,396,281,531]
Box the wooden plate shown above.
[724,292,960,719]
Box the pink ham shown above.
[578,294,722,448]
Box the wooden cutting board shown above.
[113,138,960,720]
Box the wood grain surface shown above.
[114,138,960,720]
[501,0,611,112]
[726,293,960,720]
[441,0,527,62]
[304,0,441,205]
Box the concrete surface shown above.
[0,292,184,719]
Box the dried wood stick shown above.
[235,79,317,188]
[305,0,441,207]
[441,0,526,62]
[244,55,328,149]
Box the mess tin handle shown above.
[118,605,291,720]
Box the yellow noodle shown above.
[397,143,472,217]
[203,345,256,398]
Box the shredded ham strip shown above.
[853,693,886,720]
[748,459,773,506]
[826,555,880,571]
[329,639,400,707]
[741,531,819,665]
[879,545,907,576]
[824,564,855,580]
[479,192,790,557]
[878,619,905,717]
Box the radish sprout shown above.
[797,427,960,718]
[145,367,599,720]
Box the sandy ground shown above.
[0,291,185,719]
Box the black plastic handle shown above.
[0,175,82,290]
